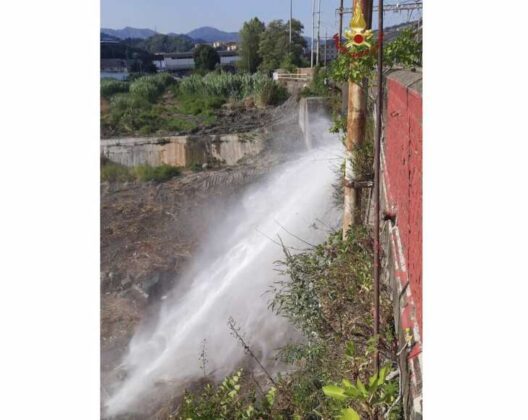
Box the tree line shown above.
[101,17,308,74]
[238,18,307,73]
[193,18,308,74]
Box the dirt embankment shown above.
[101,166,270,367]
[100,96,304,410]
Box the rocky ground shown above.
[101,166,271,377]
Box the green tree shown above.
[136,34,195,53]
[238,17,265,73]
[193,44,220,72]
[258,19,307,73]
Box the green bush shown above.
[100,161,134,182]
[133,164,181,182]
[129,73,175,103]
[352,117,375,181]
[129,80,161,102]
[385,27,422,68]
[102,72,288,137]
[254,79,288,106]
[107,94,160,133]
[177,94,225,115]
[109,93,151,112]
[176,72,279,101]
[180,370,277,420]
[268,228,400,419]
[101,158,181,183]
[301,66,330,97]
[103,73,180,135]
[174,228,401,419]
[101,79,129,98]
[164,118,197,132]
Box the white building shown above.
[156,51,241,71]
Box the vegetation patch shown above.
[101,79,129,98]
[134,163,181,182]
[175,94,226,116]
[179,370,278,419]
[101,158,181,183]
[301,66,331,98]
[101,72,287,137]
[177,227,401,419]
[175,73,287,106]
[100,160,135,183]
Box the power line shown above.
[289,0,292,46]
[311,0,315,67]
[316,0,321,66]
[339,1,422,14]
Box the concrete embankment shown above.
[101,132,266,168]
[298,96,331,149]
[101,96,332,168]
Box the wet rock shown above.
[120,274,133,288]
[140,271,179,304]
[141,273,160,294]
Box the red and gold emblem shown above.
[344,1,373,48]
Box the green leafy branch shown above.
[323,365,398,419]
[330,26,422,84]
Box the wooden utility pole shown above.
[365,0,373,28]
[339,0,344,41]
[343,0,372,236]
[324,29,327,66]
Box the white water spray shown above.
[105,118,343,417]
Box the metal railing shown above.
[273,73,311,82]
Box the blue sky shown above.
[101,0,421,36]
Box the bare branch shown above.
[227,317,277,386]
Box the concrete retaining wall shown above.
[298,97,331,149]
[101,133,265,168]
[381,69,423,419]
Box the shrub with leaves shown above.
[126,73,175,103]
[175,73,287,103]
[271,227,375,340]
[101,79,129,98]
[253,79,288,106]
[133,164,181,182]
[100,160,134,182]
[323,364,400,419]
[176,94,225,116]
[171,228,400,419]
[179,370,277,420]
[100,159,181,183]
[302,66,332,97]
[385,27,422,69]
[330,44,377,84]
[268,227,400,418]
[330,25,422,83]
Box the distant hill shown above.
[101,26,240,44]
[101,42,154,62]
[101,26,158,40]
[101,32,122,42]
[186,26,239,43]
